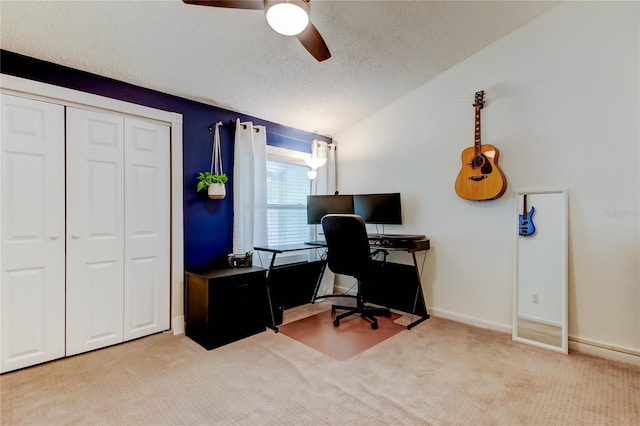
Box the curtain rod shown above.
[216,119,331,142]
[242,123,261,133]
[208,120,261,133]
[266,130,332,145]
[230,120,261,132]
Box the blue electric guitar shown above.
[519,194,536,236]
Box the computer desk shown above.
[253,243,327,332]
[254,237,430,331]
[363,237,430,330]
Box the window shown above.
[266,147,311,246]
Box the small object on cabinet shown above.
[228,251,253,267]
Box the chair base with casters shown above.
[331,283,391,330]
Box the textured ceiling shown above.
[0,1,558,137]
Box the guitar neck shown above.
[522,194,528,215]
[474,106,482,155]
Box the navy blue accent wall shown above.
[1,50,331,270]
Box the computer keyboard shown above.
[304,240,327,246]
[367,233,426,241]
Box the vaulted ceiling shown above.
[0,1,558,137]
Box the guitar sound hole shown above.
[471,155,485,168]
[469,154,494,175]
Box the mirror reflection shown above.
[513,189,568,353]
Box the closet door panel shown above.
[123,118,170,340]
[66,108,125,356]
[1,95,65,373]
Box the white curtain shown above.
[233,119,267,258]
[312,141,337,297]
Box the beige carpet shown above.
[1,302,639,425]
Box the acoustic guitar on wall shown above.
[454,90,507,201]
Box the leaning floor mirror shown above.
[513,189,568,353]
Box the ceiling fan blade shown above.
[296,22,331,62]
[182,0,264,10]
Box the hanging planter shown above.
[196,121,227,199]
[207,182,226,199]
[197,171,228,199]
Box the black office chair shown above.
[321,214,391,329]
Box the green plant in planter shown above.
[196,171,228,192]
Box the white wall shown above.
[334,1,639,353]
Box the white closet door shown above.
[123,118,170,340]
[0,95,65,373]
[66,107,125,356]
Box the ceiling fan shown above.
[183,0,331,62]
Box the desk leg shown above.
[265,252,279,333]
[407,252,430,330]
[310,259,327,303]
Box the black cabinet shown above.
[185,266,267,350]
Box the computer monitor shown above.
[353,193,402,225]
[306,195,355,224]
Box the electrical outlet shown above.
[532,294,539,304]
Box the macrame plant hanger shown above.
[208,121,226,199]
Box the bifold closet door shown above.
[66,107,125,356]
[66,108,170,356]
[123,118,170,341]
[0,95,66,373]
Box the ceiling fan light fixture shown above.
[304,140,327,179]
[304,157,327,169]
[265,0,310,36]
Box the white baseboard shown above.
[517,313,562,328]
[430,308,639,366]
[332,300,512,333]
[429,307,512,334]
[172,315,185,335]
[568,338,640,366]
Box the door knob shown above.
[49,234,60,240]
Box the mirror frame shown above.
[512,188,568,354]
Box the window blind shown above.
[266,160,310,246]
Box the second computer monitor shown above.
[306,195,355,224]
[353,193,402,225]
